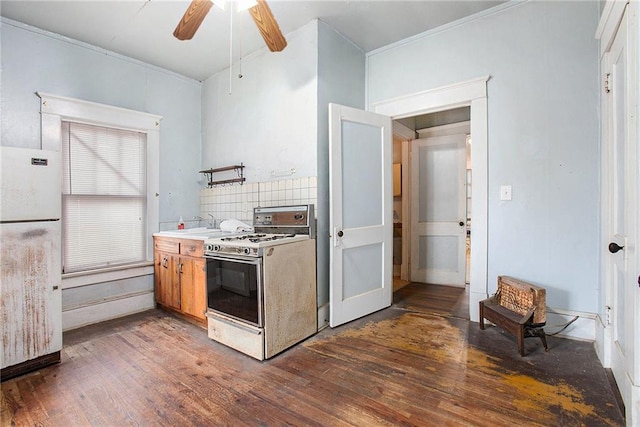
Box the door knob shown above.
[459,221,465,227]
[608,242,624,254]
[337,230,344,237]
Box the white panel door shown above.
[329,103,392,328]
[410,134,467,286]
[603,7,639,420]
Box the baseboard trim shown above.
[62,291,155,331]
[545,307,596,341]
[317,303,329,331]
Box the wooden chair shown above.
[479,276,548,356]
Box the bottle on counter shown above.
[178,216,185,230]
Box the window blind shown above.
[62,121,147,273]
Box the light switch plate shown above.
[500,185,512,201]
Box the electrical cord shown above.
[546,315,579,336]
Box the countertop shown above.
[153,228,233,240]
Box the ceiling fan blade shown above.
[248,0,287,52]
[173,0,214,41]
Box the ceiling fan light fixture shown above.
[173,0,286,52]
[215,0,257,12]
[237,0,258,11]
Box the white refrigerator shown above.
[1,146,62,380]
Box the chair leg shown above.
[479,302,485,330]
[524,326,549,352]
[518,327,525,357]
[539,330,549,352]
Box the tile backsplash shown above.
[200,176,318,224]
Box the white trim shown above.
[392,121,416,141]
[37,92,162,132]
[373,76,490,118]
[367,1,525,58]
[595,0,629,55]
[401,140,410,281]
[417,121,471,138]
[317,303,330,331]
[1,17,200,84]
[546,307,597,342]
[373,77,489,322]
[38,92,161,285]
[62,291,154,331]
[62,264,154,290]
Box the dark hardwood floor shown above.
[1,283,624,426]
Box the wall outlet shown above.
[500,185,512,201]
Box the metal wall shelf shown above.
[199,163,245,187]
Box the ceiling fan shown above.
[173,0,287,52]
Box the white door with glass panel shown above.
[410,134,467,286]
[329,103,393,328]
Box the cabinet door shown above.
[179,257,207,320]
[155,251,180,309]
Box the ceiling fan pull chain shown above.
[238,11,244,79]
[228,5,233,95]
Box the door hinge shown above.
[605,305,612,325]
[604,73,611,93]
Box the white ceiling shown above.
[0,0,505,81]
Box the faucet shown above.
[195,215,216,229]
[208,213,218,229]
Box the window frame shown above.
[38,92,161,289]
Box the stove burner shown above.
[248,234,296,243]
[221,234,266,242]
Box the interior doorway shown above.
[391,110,471,308]
[374,75,489,322]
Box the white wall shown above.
[1,18,203,225]
[367,1,601,314]
[201,20,365,325]
[1,19,203,328]
[201,22,318,183]
[316,20,366,322]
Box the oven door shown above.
[205,254,263,327]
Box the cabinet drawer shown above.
[180,240,204,257]
[154,238,179,254]
[207,313,264,360]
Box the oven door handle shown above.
[207,312,263,335]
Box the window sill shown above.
[62,262,154,290]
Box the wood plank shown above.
[1,287,625,426]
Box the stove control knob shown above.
[243,247,251,255]
[213,244,221,252]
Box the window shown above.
[38,92,161,284]
[62,122,147,273]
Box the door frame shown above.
[372,76,489,321]
[392,121,416,282]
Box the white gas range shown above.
[203,205,317,360]
[204,205,316,257]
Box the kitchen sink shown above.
[154,228,230,239]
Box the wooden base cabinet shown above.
[153,237,207,323]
